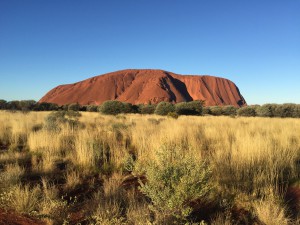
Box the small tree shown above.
[222,105,237,116]
[0,99,7,110]
[86,105,98,112]
[237,106,256,117]
[209,106,223,116]
[292,105,300,118]
[273,104,295,118]
[175,101,203,115]
[99,100,134,115]
[139,104,156,114]
[68,103,81,111]
[154,102,175,116]
[21,100,36,111]
[140,105,156,114]
[6,101,21,111]
[122,102,136,113]
[256,104,276,117]
[33,102,59,111]
[202,107,211,115]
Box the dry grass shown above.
[0,111,299,224]
[0,184,41,214]
[64,170,81,189]
[254,198,291,225]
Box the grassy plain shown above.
[0,111,300,224]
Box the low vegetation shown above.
[1,99,300,118]
[0,109,299,224]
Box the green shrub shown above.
[292,105,300,118]
[209,106,223,116]
[0,99,7,110]
[99,101,135,115]
[167,112,179,119]
[222,105,237,116]
[4,100,36,111]
[154,102,175,116]
[44,110,82,131]
[202,107,211,115]
[175,101,203,115]
[86,105,98,112]
[138,145,212,222]
[139,104,156,114]
[68,103,80,111]
[256,104,276,117]
[19,100,36,112]
[79,105,87,111]
[273,104,295,118]
[123,102,136,113]
[237,106,257,117]
[33,102,59,111]
[187,100,204,114]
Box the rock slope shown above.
[39,69,246,107]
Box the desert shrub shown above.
[154,102,175,115]
[68,103,81,111]
[123,102,137,113]
[139,145,212,222]
[256,104,277,117]
[44,111,65,132]
[187,100,204,114]
[86,105,98,112]
[33,102,59,111]
[3,100,36,112]
[292,104,300,118]
[222,105,237,116]
[237,106,256,117]
[44,110,82,131]
[273,104,296,118]
[0,99,7,109]
[6,101,21,111]
[167,112,179,119]
[99,100,134,115]
[79,105,87,111]
[202,107,211,115]
[139,104,156,114]
[61,104,69,111]
[209,106,223,116]
[175,101,203,115]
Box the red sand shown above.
[39,69,246,107]
[0,208,45,225]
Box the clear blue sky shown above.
[0,0,299,105]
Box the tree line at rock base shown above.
[0,99,300,118]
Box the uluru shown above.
[39,69,246,107]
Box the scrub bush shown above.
[139,145,212,222]
[154,102,175,115]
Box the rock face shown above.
[39,69,246,107]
